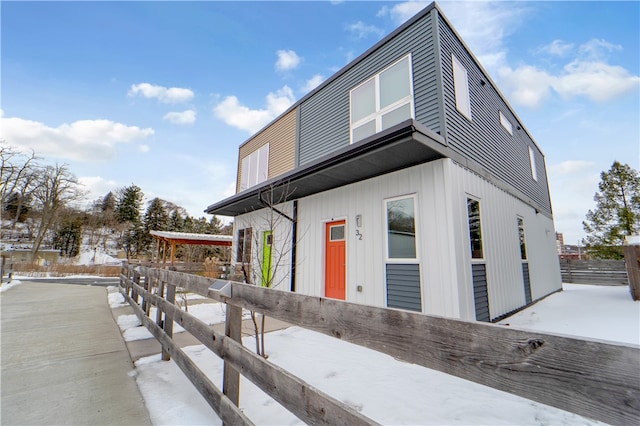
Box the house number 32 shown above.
[355,229,363,240]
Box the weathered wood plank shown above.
[162,281,176,362]
[119,287,253,426]
[123,265,640,425]
[624,245,640,300]
[125,275,378,426]
[220,282,640,425]
[223,304,242,410]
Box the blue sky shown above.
[2,1,638,245]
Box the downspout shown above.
[258,191,297,292]
[290,200,297,292]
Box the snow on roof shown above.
[149,230,233,246]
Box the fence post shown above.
[133,269,141,304]
[162,282,176,361]
[223,303,242,408]
[156,279,165,328]
[624,242,640,301]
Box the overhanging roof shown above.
[149,230,233,246]
[205,120,451,217]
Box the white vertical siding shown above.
[296,159,461,317]
[448,161,562,320]
[235,158,561,321]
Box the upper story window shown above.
[528,146,538,182]
[350,55,414,144]
[452,54,472,121]
[240,144,269,191]
[499,111,513,135]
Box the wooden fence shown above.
[119,263,640,426]
[559,259,628,285]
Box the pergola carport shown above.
[149,230,233,268]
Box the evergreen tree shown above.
[53,219,82,258]
[115,184,144,259]
[583,161,640,259]
[4,192,31,222]
[169,209,184,231]
[144,198,170,232]
[115,184,143,224]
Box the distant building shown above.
[556,232,565,254]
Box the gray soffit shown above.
[205,120,448,217]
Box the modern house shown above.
[205,2,562,322]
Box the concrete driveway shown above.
[1,280,151,425]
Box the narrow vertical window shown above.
[452,54,472,120]
[499,111,513,135]
[240,157,250,191]
[467,198,483,259]
[517,217,527,260]
[236,227,253,264]
[386,196,417,260]
[528,146,538,181]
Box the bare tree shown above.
[30,164,85,258]
[238,181,298,358]
[0,143,40,227]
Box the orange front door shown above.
[325,220,346,300]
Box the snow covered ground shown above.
[109,284,639,425]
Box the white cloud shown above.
[163,110,196,125]
[538,40,575,56]
[548,160,595,176]
[553,60,640,102]
[378,1,429,24]
[0,113,154,162]
[275,50,302,72]
[128,83,194,103]
[213,86,295,134]
[78,176,118,202]
[498,65,555,108]
[302,74,326,93]
[500,60,640,107]
[138,144,150,153]
[347,21,384,39]
[579,38,622,59]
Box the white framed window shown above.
[350,55,415,144]
[240,143,269,191]
[499,111,513,135]
[384,194,418,262]
[452,54,472,120]
[528,146,538,182]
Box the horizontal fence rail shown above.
[120,263,640,426]
[120,264,376,426]
[560,259,628,285]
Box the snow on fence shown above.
[559,259,628,285]
[119,263,640,426]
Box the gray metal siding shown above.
[298,12,440,166]
[522,262,532,304]
[437,13,552,215]
[386,263,422,312]
[472,263,490,322]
